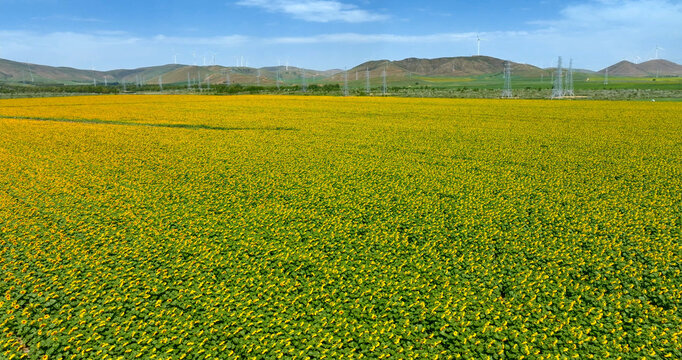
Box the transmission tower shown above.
[501,61,512,98]
[366,67,370,95]
[276,68,281,90]
[343,69,349,96]
[302,70,307,93]
[564,58,574,96]
[551,56,564,99]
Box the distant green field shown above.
[324,73,682,92]
[2,72,680,100]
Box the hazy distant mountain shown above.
[636,59,682,76]
[0,58,100,84]
[599,59,682,77]
[0,57,338,86]
[1,56,680,85]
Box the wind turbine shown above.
[655,45,664,59]
[473,32,488,56]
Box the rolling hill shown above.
[637,59,682,76]
[347,56,546,80]
[599,59,682,77]
[1,56,680,86]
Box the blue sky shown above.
[0,0,680,70]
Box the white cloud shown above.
[528,0,681,33]
[269,32,528,44]
[152,34,249,46]
[236,0,387,23]
[30,15,106,23]
[555,0,682,29]
[0,31,251,69]
[523,0,682,66]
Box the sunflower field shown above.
[0,95,680,359]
